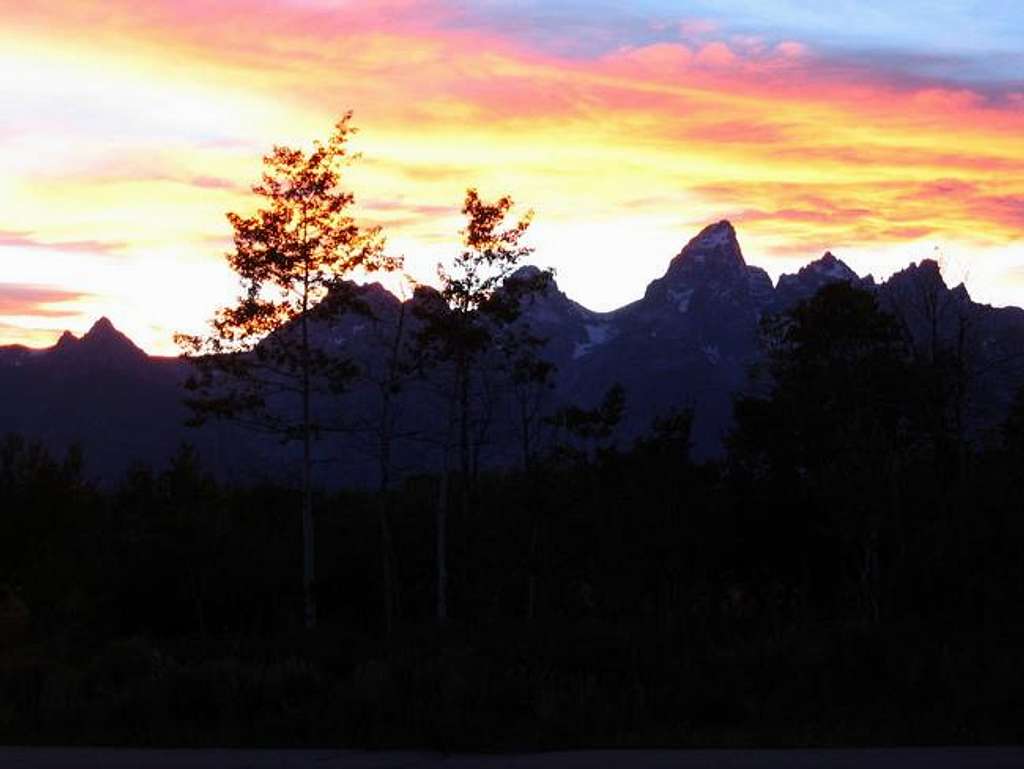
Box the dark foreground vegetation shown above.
[3,116,1023,749]
[3,284,1024,749]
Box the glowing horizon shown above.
[2,0,1022,354]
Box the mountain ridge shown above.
[3,221,1023,483]
[3,221,1019,359]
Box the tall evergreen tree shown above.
[732,282,917,622]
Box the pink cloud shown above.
[189,175,242,191]
[0,230,126,255]
[611,42,693,72]
[362,199,456,217]
[695,42,738,68]
[910,88,985,111]
[4,0,1024,331]
[668,120,791,145]
[0,284,91,318]
[775,41,808,59]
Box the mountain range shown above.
[3,221,1023,486]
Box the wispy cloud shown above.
[188,175,243,191]
[1,0,1023,351]
[0,231,126,255]
[0,283,92,318]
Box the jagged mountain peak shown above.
[409,283,445,315]
[506,265,602,329]
[896,258,942,278]
[343,280,402,311]
[886,259,949,293]
[2,219,1024,483]
[881,260,976,319]
[811,251,857,278]
[951,283,972,303]
[797,251,858,282]
[74,317,146,360]
[357,281,394,299]
[774,251,862,309]
[638,221,766,318]
[511,264,544,281]
[694,219,737,244]
[505,264,560,297]
[83,316,120,340]
[667,220,746,277]
[54,330,79,349]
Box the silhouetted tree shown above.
[413,189,550,621]
[547,383,627,463]
[732,282,916,623]
[345,279,419,635]
[176,114,398,629]
[639,407,695,460]
[496,277,558,470]
[0,435,90,626]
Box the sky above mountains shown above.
[2,0,1022,353]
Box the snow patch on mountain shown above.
[333,322,368,347]
[668,288,695,313]
[698,222,733,249]
[573,322,615,360]
[806,253,857,282]
[666,221,746,277]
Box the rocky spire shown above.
[666,220,746,278]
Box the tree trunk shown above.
[377,303,407,636]
[458,361,471,483]
[301,299,316,631]
[436,455,449,624]
[437,386,456,624]
[527,516,539,622]
[378,423,398,635]
[302,422,316,628]
[521,400,532,471]
[191,569,207,638]
[524,461,541,622]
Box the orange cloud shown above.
[0,231,126,255]
[1,0,1022,352]
[0,284,92,319]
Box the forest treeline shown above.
[2,280,1024,748]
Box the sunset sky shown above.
[2,0,1022,354]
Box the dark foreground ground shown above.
[1,748,1023,768]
